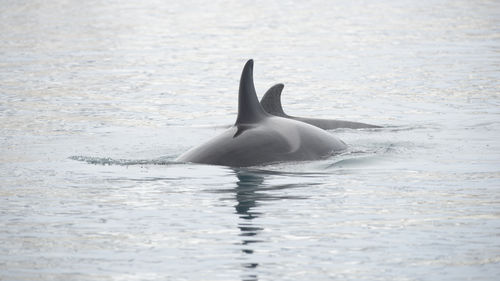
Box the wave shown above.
[68,155,178,166]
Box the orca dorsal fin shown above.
[260,83,288,117]
[235,59,268,125]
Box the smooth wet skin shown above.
[176,60,347,167]
[177,116,346,167]
[261,84,381,129]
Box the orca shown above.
[176,60,347,167]
[260,84,381,129]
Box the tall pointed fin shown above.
[260,83,288,117]
[235,59,268,125]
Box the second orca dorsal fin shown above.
[235,59,268,125]
[260,83,288,117]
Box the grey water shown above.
[1,0,499,280]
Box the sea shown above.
[1,0,499,280]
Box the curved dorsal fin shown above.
[260,83,288,117]
[235,59,268,125]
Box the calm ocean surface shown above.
[1,0,499,280]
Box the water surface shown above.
[1,0,499,280]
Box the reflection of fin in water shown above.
[231,169,313,281]
[235,171,264,247]
[235,173,263,218]
[234,170,263,281]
